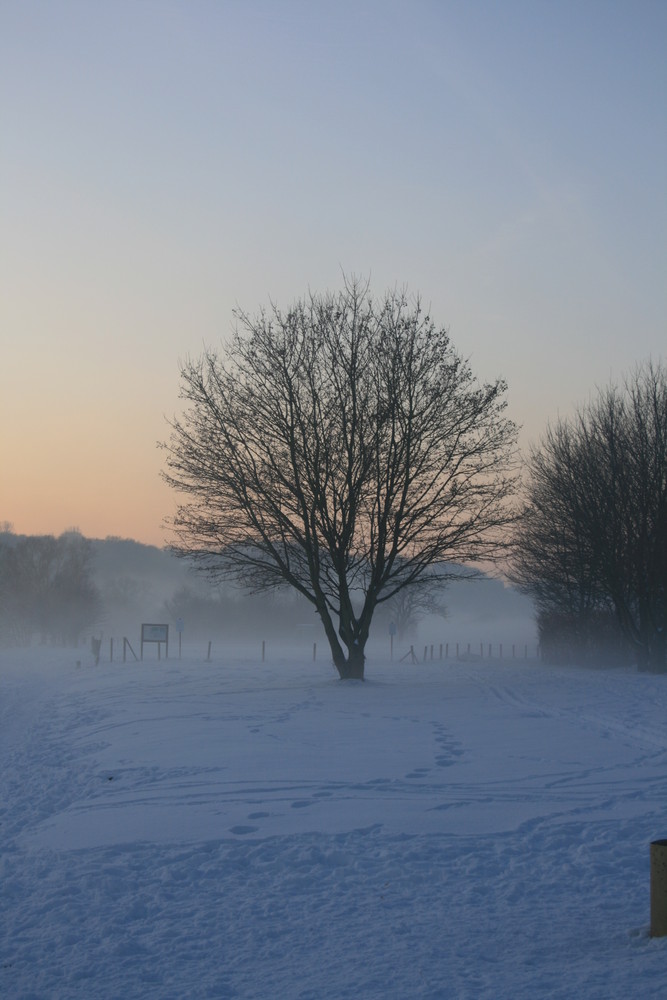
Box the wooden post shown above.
[123,637,137,662]
[456,643,459,658]
[110,637,114,663]
[439,643,443,661]
[480,643,483,658]
[651,839,667,937]
[489,643,492,659]
[313,642,317,662]
[262,640,265,662]
[499,643,503,659]
[206,641,212,662]
[423,645,428,663]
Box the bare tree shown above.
[509,420,612,662]
[511,362,667,671]
[381,570,448,641]
[162,280,518,678]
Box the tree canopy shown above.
[163,280,518,678]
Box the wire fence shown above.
[94,634,541,665]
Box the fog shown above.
[0,530,536,660]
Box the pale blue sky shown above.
[1,0,665,544]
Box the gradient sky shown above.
[1,0,665,546]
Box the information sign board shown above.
[141,623,169,659]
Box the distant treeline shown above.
[510,363,666,673]
[0,531,420,646]
[0,531,101,645]
[0,530,533,650]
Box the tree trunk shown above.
[335,642,366,680]
[313,601,366,680]
[636,645,651,672]
[649,629,667,674]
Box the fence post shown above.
[651,839,667,937]
[122,637,138,662]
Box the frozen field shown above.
[1,646,666,999]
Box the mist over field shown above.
[2,530,665,1000]
[0,533,535,667]
[0,528,536,661]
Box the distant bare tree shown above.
[511,362,667,671]
[162,280,518,678]
[383,576,448,641]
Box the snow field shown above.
[1,648,666,999]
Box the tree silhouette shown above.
[163,280,518,678]
[512,362,667,671]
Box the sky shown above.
[1,0,665,547]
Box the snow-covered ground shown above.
[1,645,666,999]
